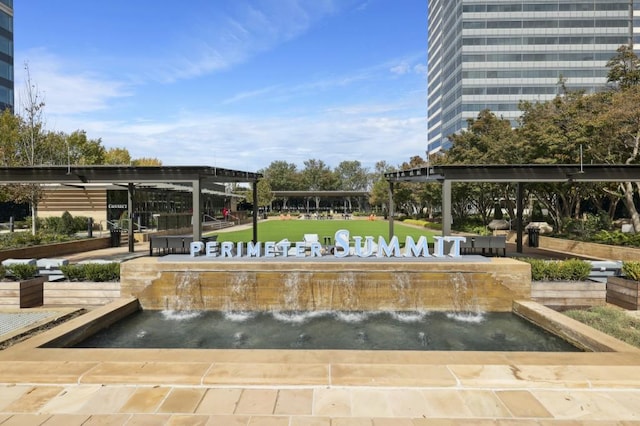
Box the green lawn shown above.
[206,219,437,243]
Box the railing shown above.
[202,214,235,230]
[98,219,147,237]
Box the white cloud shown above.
[73,108,427,172]
[390,62,410,75]
[14,49,131,119]
[150,0,342,83]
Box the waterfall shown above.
[338,271,358,310]
[391,272,413,310]
[227,271,251,312]
[173,271,204,311]
[284,271,301,310]
[448,272,483,322]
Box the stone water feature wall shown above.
[120,257,531,312]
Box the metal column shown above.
[442,179,452,236]
[192,178,202,242]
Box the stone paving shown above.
[0,311,56,336]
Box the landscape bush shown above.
[5,263,38,280]
[60,263,120,282]
[521,258,591,281]
[622,261,640,281]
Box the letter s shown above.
[334,229,350,258]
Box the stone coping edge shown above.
[513,300,639,353]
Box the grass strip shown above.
[206,219,437,244]
[564,305,640,348]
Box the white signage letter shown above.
[334,229,350,257]
[404,236,430,257]
[377,236,401,257]
[190,241,204,257]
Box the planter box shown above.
[531,280,605,308]
[0,237,111,263]
[607,276,640,310]
[0,276,45,308]
[44,281,120,306]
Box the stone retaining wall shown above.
[120,257,531,312]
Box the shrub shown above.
[59,211,76,235]
[6,263,38,280]
[60,263,120,281]
[84,263,120,281]
[60,264,85,281]
[0,264,5,279]
[557,258,591,281]
[521,258,590,281]
[622,261,640,281]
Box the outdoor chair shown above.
[149,236,168,256]
[489,235,507,257]
[303,234,319,250]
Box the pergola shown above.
[385,164,640,253]
[0,166,262,251]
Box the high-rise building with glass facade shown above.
[427,0,634,154]
[0,0,12,112]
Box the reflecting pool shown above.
[73,310,580,352]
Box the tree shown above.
[104,147,132,165]
[15,62,46,235]
[67,130,105,165]
[259,161,301,191]
[334,160,369,211]
[592,85,640,231]
[301,159,338,210]
[256,179,274,211]
[369,161,395,214]
[258,161,301,210]
[444,110,522,225]
[132,157,163,166]
[0,108,21,166]
[607,44,640,90]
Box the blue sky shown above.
[15,0,427,172]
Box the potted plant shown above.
[0,263,44,308]
[521,258,605,308]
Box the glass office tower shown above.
[0,0,12,112]
[427,0,633,154]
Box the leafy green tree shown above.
[301,159,338,210]
[334,160,369,211]
[257,179,274,210]
[67,130,106,165]
[104,147,131,165]
[607,44,640,90]
[0,108,21,166]
[369,161,395,214]
[258,160,301,210]
[131,157,162,166]
[443,110,521,226]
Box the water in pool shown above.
[73,310,580,352]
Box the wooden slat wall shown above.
[607,277,640,310]
[531,281,606,308]
[39,188,108,224]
